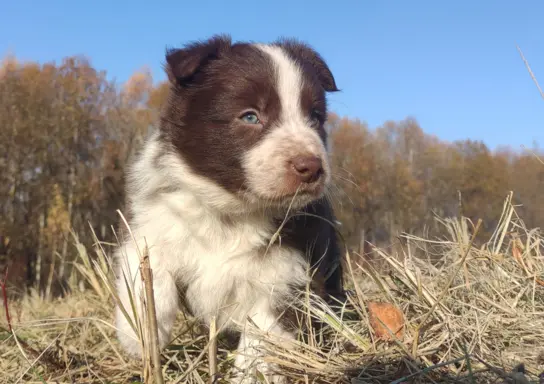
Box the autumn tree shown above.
[0,56,165,295]
[1,53,542,294]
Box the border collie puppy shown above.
[114,35,345,382]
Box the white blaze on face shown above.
[258,44,303,123]
[241,44,331,205]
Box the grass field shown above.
[1,192,543,384]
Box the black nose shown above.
[290,155,324,183]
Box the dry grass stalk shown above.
[140,244,165,384]
[208,316,218,384]
[517,44,544,100]
[412,218,482,355]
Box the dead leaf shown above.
[367,301,405,341]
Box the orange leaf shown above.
[368,301,405,341]
[512,240,531,275]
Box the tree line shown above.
[1,55,542,296]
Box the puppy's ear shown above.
[275,38,339,92]
[165,34,232,85]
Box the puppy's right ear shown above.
[165,34,231,85]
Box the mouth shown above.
[246,182,327,209]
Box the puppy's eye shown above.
[240,111,261,124]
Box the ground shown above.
[1,197,543,383]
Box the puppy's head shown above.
[160,34,338,211]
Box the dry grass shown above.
[1,192,543,383]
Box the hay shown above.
[1,193,543,383]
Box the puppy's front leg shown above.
[232,298,293,384]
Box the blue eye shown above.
[241,112,260,124]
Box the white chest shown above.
[131,195,310,327]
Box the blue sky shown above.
[2,0,543,151]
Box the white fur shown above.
[114,44,328,382]
[243,45,331,205]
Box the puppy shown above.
[114,35,345,383]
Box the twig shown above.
[208,316,217,384]
[1,267,12,332]
[140,245,165,384]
